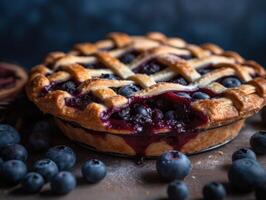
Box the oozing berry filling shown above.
[104,89,215,133]
[65,93,101,110]
[40,80,79,96]
[0,65,18,88]
[133,59,167,75]
[118,51,140,64]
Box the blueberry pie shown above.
[26,32,266,157]
[0,62,27,101]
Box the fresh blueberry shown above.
[228,158,266,191]
[250,131,266,154]
[165,110,177,121]
[119,52,137,64]
[221,77,241,88]
[176,92,191,99]
[203,182,226,200]
[232,148,256,161]
[33,159,59,181]
[58,80,77,94]
[100,73,119,80]
[117,85,140,97]
[0,144,28,161]
[0,124,20,149]
[132,104,152,124]
[0,160,27,184]
[192,92,210,100]
[46,145,76,171]
[21,172,45,193]
[167,180,189,200]
[141,62,161,74]
[255,184,266,200]
[28,120,51,151]
[82,159,107,183]
[50,171,76,195]
[156,151,192,181]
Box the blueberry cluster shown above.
[0,123,107,195]
[156,128,266,200]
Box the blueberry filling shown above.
[133,59,167,75]
[80,61,107,69]
[0,66,18,88]
[65,93,101,110]
[219,76,242,88]
[107,89,215,133]
[197,66,214,75]
[41,80,79,96]
[168,76,188,85]
[119,51,140,64]
[99,74,120,80]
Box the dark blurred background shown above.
[0,0,266,68]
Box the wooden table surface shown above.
[0,114,265,200]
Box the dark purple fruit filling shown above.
[197,66,214,75]
[106,89,215,133]
[99,74,120,80]
[0,66,17,88]
[118,51,140,64]
[41,80,79,96]
[65,93,101,110]
[168,76,188,85]
[133,59,167,75]
[80,61,107,69]
[218,76,242,88]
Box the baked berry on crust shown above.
[26,32,266,156]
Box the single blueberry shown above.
[21,172,45,193]
[46,145,76,171]
[232,148,256,161]
[0,124,20,149]
[82,159,107,183]
[192,92,210,100]
[255,184,266,200]
[100,74,119,80]
[50,171,76,195]
[228,158,266,191]
[203,182,226,200]
[250,131,266,154]
[0,160,27,184]
[167,180,189,200]
[156,151,192,181]
[33,159,59,181]
[28,120,51,151]
[132,105,152,124]
[221,77,241,88]
[176,92,191,99]
[0,144,28,161]
[117,85,140,97]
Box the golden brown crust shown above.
[0,62,28,101]
[26,32,266,135]
[56,118,245,156]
